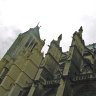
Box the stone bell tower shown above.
[0,25,45,96]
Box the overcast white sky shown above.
[0,0,96,58]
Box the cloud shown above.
[0,26,21,59]
[0,0,96,58]
[81,16,96,45]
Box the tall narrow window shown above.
[0,67,9,83]
[29,39,35,48]
[18,86,31,96]
[25,37,32,47]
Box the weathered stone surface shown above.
[0,26,96,96]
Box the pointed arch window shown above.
[25,37,32,47]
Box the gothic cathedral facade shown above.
[0,25,96,96]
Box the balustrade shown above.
[71,73,96,82]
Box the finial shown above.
[36,22,41,29]
[58,34,62,45]
[78,26,83,32]
[44,39,46,42]
[37,22,40,26]
[78,26,83,38]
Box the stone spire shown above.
[78,26,83,38]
